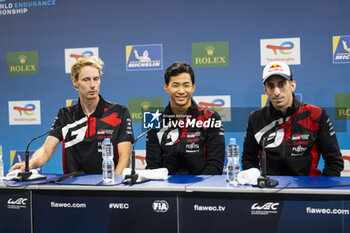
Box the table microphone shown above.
[255,136,278,188]
[17,124,64,181]
[123,128,153,184]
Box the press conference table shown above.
[1,174,350,233]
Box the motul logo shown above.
[251,202,279,210]
[8,198,27,205]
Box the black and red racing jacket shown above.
[242,94,344,176]
[146,100,225,175]
[49,95,134,174]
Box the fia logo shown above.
[152,200,169,213]
[143,110,162,129]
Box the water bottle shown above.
[102,138,114,183]
[226,138,240,185]
[232,138,241,185]
[0,145,4,178]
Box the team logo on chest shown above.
[62,117,88,148]
[255,118,286,148]
[291,134,309,156]
[186,131,201,143]
[97,129,114,140]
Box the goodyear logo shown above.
[333,35,350,63]
[7,51,39,75]
[192,41,229,68]
[126,44,163,71]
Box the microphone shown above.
[255,136,279,188]
[17,124,64,181]
[17,130,50,181]
[123,128,153,184]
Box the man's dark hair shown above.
[164,62,195,85]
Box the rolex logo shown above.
[206,46,215,56]
[128,98,163,123]
[19,55,27,64]
[192,41,229,68]
[141,101,150,111]
[7,51,39,75]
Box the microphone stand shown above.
[255,136,278,188]
[17,131,49,181]
[123,128,153,184]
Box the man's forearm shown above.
[115,141,132,174]
[29,136,59,170]
[114,155,130,174]
[29,147,51,169]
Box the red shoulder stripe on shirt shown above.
[101,112,121,127]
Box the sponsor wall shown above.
[0,0,350,174]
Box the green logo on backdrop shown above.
[7,51,39,75]
[128,98,163,122]
[192,41,229,68]
[335,93,350,120]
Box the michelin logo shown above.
[333,35,350,63]
[126,44,163,71]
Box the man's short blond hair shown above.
[71,56,104,80]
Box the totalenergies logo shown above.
[341,154,350,175]
[70,50,94,61]
[344,155,350,163]
[266,41,294,55]
[198,99,225,112]
[13,104,35,116]
[136,154,146,167]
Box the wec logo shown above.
[251,202,279,211]
[7,198,28,209]
[8,198,27,205]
